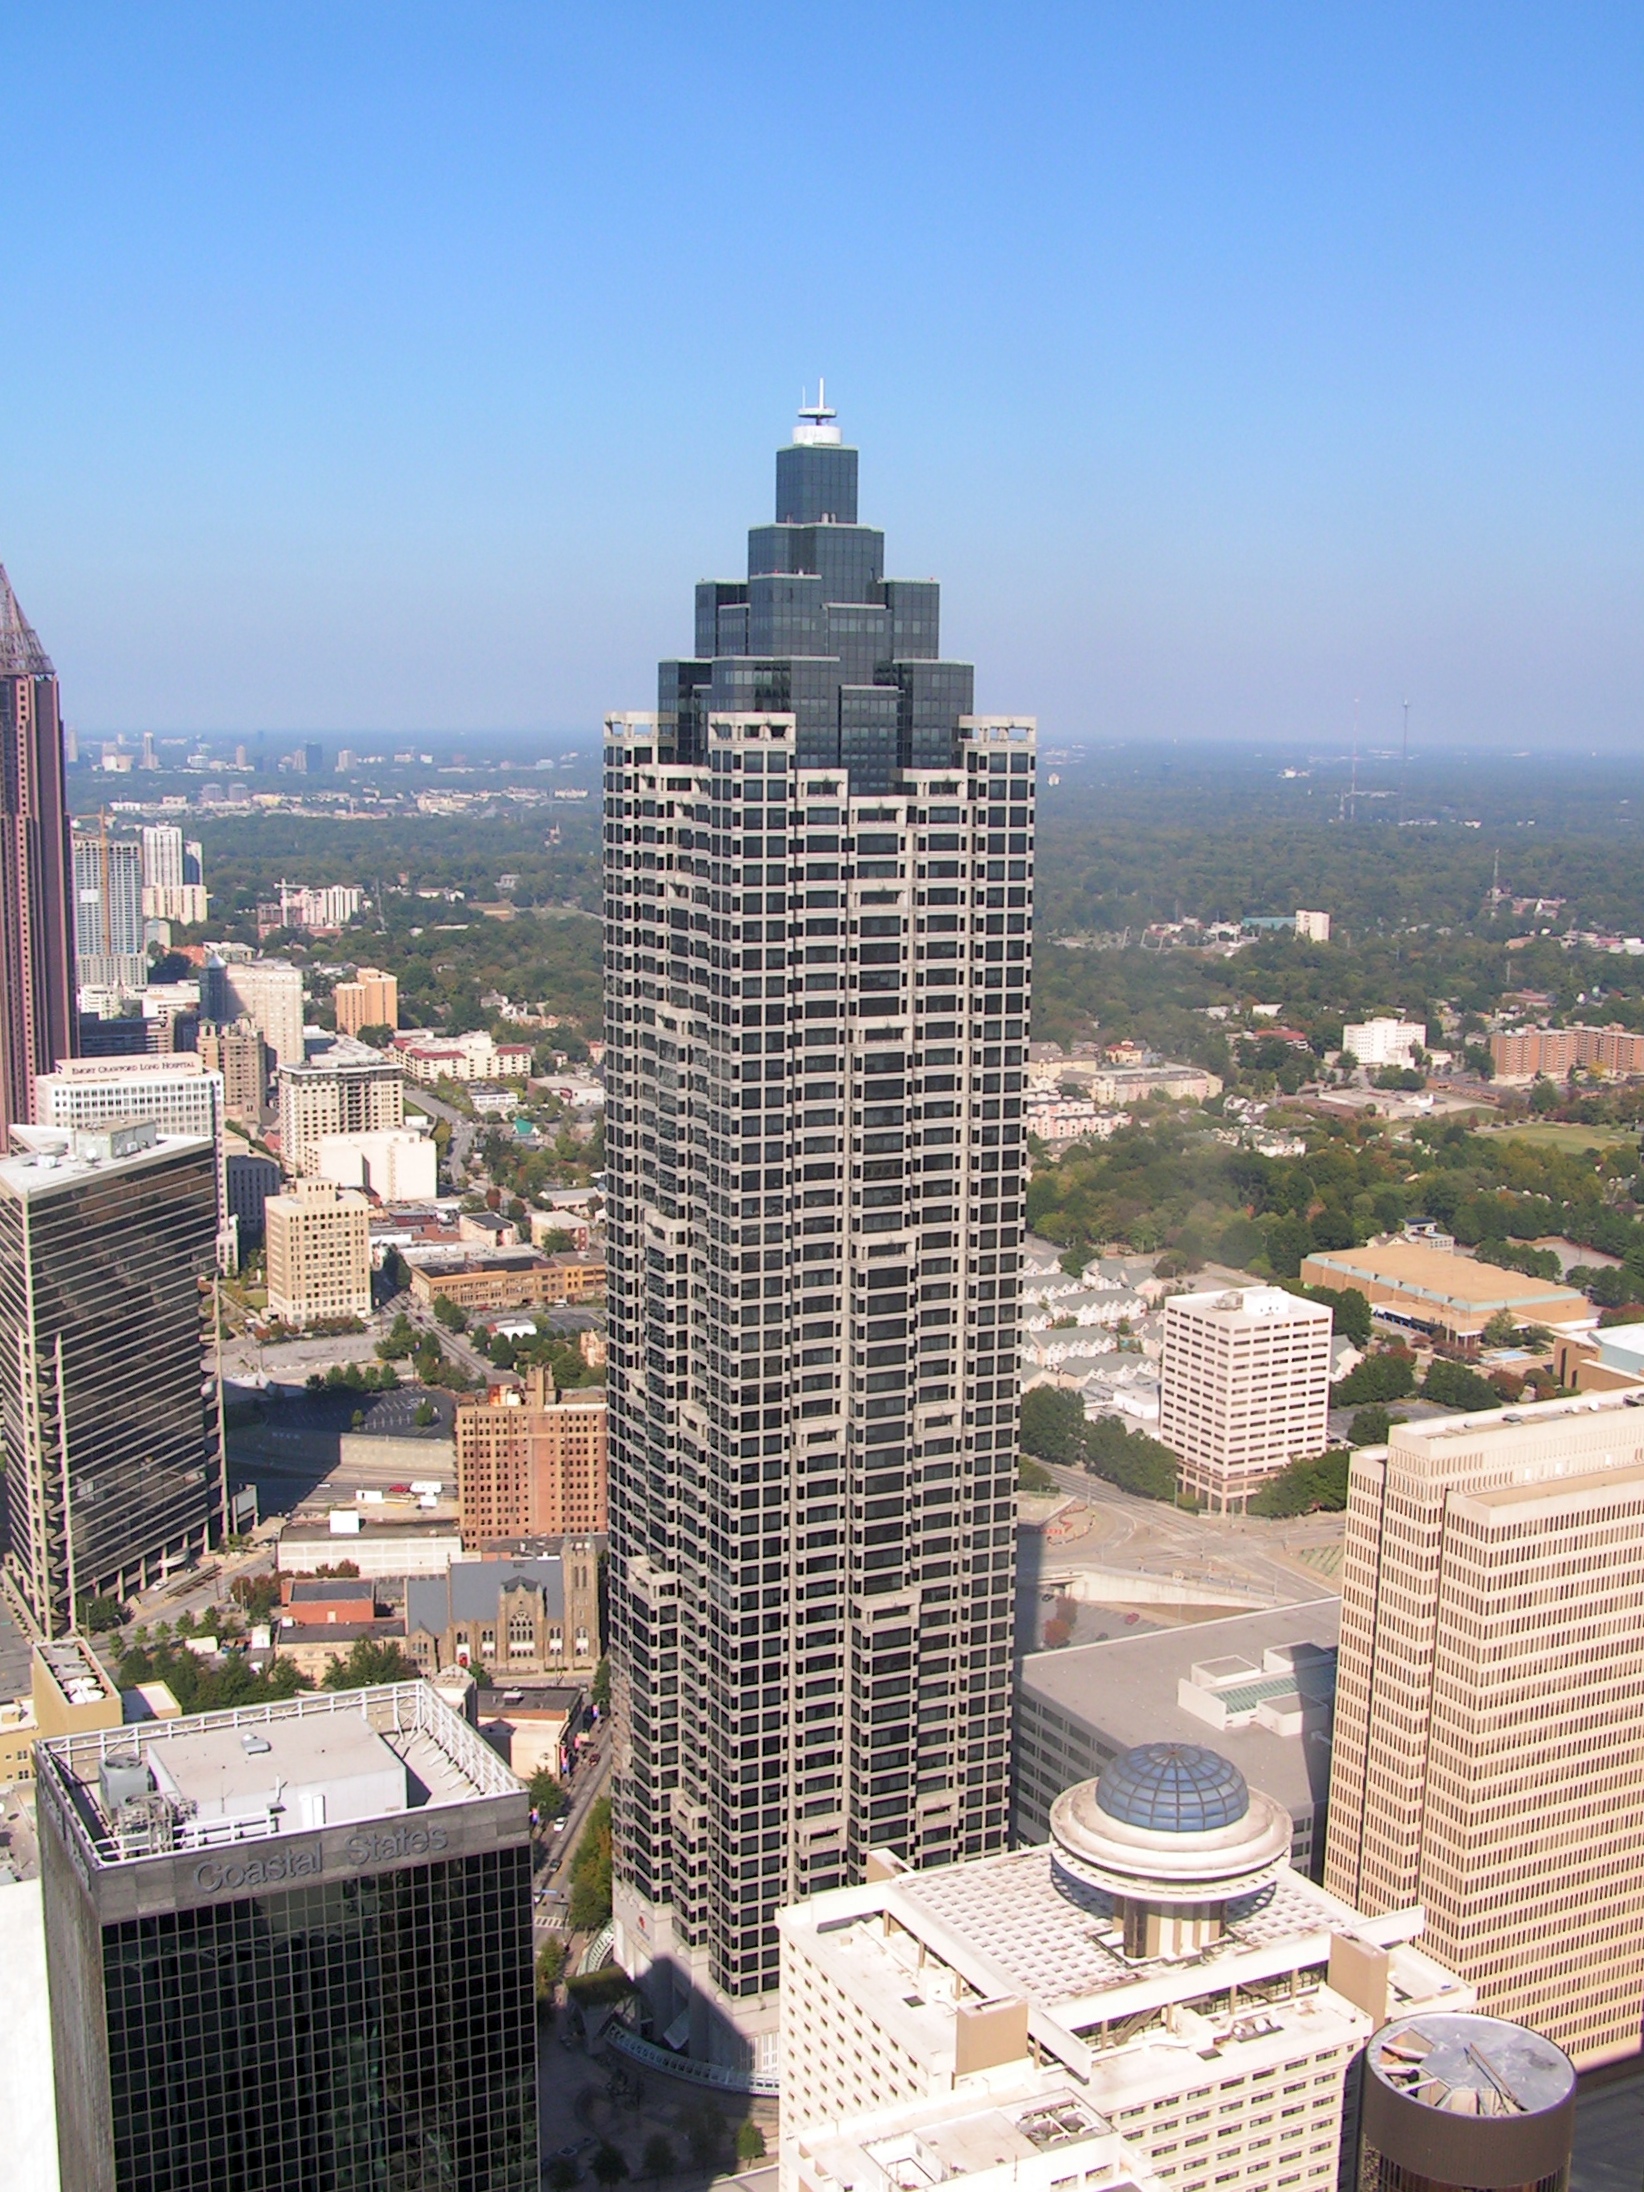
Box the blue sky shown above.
[2,4,1640,747]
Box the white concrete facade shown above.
[1159,1288,1332,1512]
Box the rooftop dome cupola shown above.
[1049,1742,1293,1963]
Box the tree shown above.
[1018,1456,1055,1493]
[432,1294,469,1333]
[591,2148,628,2188]
[413,1398,436,1428]
[568,1796,613,1931]
[1331,1353,1415,1406]
[1480,1309,1518,1348]
[735,2124,767,2164]
[1298,1282,1372,1347]
[230,1571,281,1622]
[528,1765,569,1820]
[640,2136,676,2184]
[1347,1405,1395,1446]
[76,1593,129,1633]
[1248,1451,1351,1517]
[535,1936,566,2001]
[679,2108,726,2170]
[321,1636,420,1690]
[1423,1359,1503,1412]
[590,1656,611,1711]
[546,2161,581,2192]
[1020,1385,1086,1464]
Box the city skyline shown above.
[0,9,1639,748]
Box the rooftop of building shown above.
[34,1636,116,1712]
[1376,1385,1644,1483]
[0,1121,212,1198]
[1164,1284,1330,1327]
[475,1682,585,1716]
[1018,1602,1338,1824]
[795,2083,1168,2192]
[1302,1240,1592,1317]
[406,1556,569,1631]
[782,1843,1465,2092]
[37,1681,518,1871]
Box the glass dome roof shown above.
[1095,1743,1250,1834]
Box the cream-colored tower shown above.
[1325,1395,1644,2066]
[1159,1286,1332,1512]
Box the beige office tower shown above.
[277,1046,404,1176]
[1325,1394,1644,2066]
[1159,1286,1332,1512]
[223,959,305,1067]
[333,967,398,1038]
[197,1021,268,1128]
[264,1178,372,1326]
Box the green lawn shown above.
[1483,1122,1638,1156]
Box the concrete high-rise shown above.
[606,399,1032,2072]
[333,965,398,1036]
[0,1120,221,1633]
[265,1177,373,1326]
[0,565,74,1149]
[1159,1285,1333,1512]
[277,1037,404,1175]
[1325,1394,1644,2066]
[455,1368,608,1546]
[34,1051,235,1271]
[221,957,305,1066]
[72,825,146,991]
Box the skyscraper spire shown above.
[0,563,55,678]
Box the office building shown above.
[779,1743,1470,2192]
[332,964,398,1035]
[404,1545,600,1676]
[408,1248,603,1311]
[277,1038,404,1175]
[1325,1393,1644,2065]
[1294,908,1331,943]
[35,1683,537,2191]
[607,401,1032,2070]
[34,1050,234,1269]
[314,1122,437,1203]
[0,1121,221,1633]
[1014,1601,1339,1878]
[1340,1019,1426,1070]
[140,822,208,924]
[264,1178,372,1326]
[1159,1287,1332,1512]
[220,957,305,1066]
[72,825,145,992]
[455,1369,608,1545]
[0,566,74,1151]
[1298,1240,1593,1350]
[225,1148,281,1245]
[196,1019,268,1127]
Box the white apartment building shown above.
[315,1124,437,1204]
[1294,910,1331,943]
[1340,1019,1425,1070]
[780,1743,1470,2192]
[223,960,306,1067]
[397,1029,535,1084]
[264,1179,372,1326]
[1159,1288,1332,1512]
[140,824,208,924]
[1325,1393,1644,2067]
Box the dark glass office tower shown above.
[36,1684,537,2191]
[0,1121,222,1634]
[606,400,1033,2074]
[0,564,74,1148]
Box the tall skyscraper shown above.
[606,400,1033,2071]
[0,565,74,1150]
[139,821,207,924]
[1325,1395,1644,2066]
[72,824,146,991]
[0,1120,221,1633]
